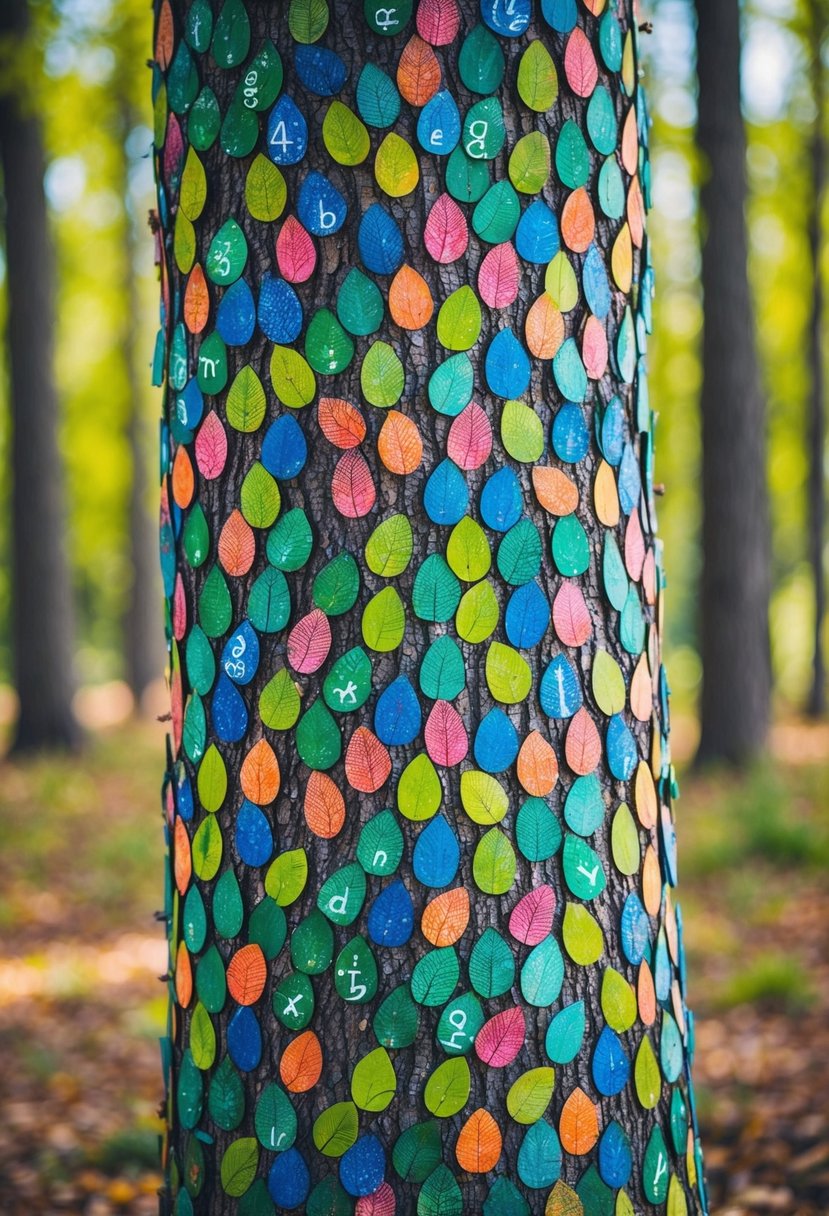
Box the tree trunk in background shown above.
[154,3,707,1213]
[0,0,80,751]
[807,0,826,718]
[695,0,771,763]
[119,94,165,708]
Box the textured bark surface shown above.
[695,0,771,764]
[154,3,706,1214]
[0,0,80,752]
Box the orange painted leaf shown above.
[377,410,423,475]
[593,460,619,527]
[630,653,652,722]
[240,738,281,804]
[553,582,592,647]
[532,466,579,515]
[172,444,195,509]
[276,215,317,283]
[155,0,173,68]
[421,887,470,947]
[175,940,193,1008]
[218,509,256,576]
[634,761,658,829]
[173,574,187,641]
[638,958,657,1026]
[621,105,638,175]
[389,264,434,330]
[455,1108,502,1173]
[561,187,595,253]
[627,176,645,248]
[227,944,268,1006]
[195,410,228,479]
[564,27,598,98]
[424,699,468,767]
[516,730,559,797]
[424,193,468,264]
[397,34,441,106]
[332,450,376,518]
[625,509,646,581]
[184,263,210,333]
[304,771,346,839]
[478,242,520,309]
[642,844,661,916]
[565,707,602,775]
[525,293,565,359]
[582,315,608,381]
[559,1086,599,1155]
[416,0,460,45]
[280,1030,323,1093]
[287,608,332,674]
[447,401,492,470]
[642,548,657,605]
[545,1181,584,1216]
[318,397,366,449]
[611,222,633,293]
[345,726,392,793]
[173,816,191,896]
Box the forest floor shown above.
[0,712,827,1216]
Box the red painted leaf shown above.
[424,700,468,767]
[355,1184,396,1216]
[509,885,556,946]
[331,450,376,518]
[397,34,441,106]
[276,215,317,283]
[318,397,366,449]
[447,401,492,470]
[424,193,468,264]
[553,581,592,647]
[564,27,598,98]
[287,608,332,674]
[416,0,460,44]
[173,573,187,641]
[195,410,228,480]
[475,1006,526,1069]
[345,726,392,793]
[478,242,520,309]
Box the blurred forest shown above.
[0,1,828,1215]
[0,0,827,734]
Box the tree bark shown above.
[0,0,81,752]
[695,0,771,763]
[807,0,826,718]
[154,3,707,1213]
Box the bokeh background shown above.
[0,2,828,1214]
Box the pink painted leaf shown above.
[287,608,332,674]
[475,1006,526,1069]
[345,726,392,794]
[478,242,520,310]
[553,581,592,647]
[582,315,608,380]
[424,193,468,264]
[447,402,492,470]
[172,573,187,642]
[564,27,598,98]
[355,1183,396,1216]
[331,450,376,518]
[625,508,645,581]
[416,0,460,44]
[195,410,228,480]
[163,113,184,185]
[509,885,556,946]
[276,216,317,283]
[424,700,469,767]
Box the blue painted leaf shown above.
[339,1134,386,1198]
[367,880,414,947]
[261,414,308,480]
[618,443,642,515]
[428,353,475,416]
[266,95,308,164]
[552,403,590,464]
[374,675,422,746]
[235,800,274,866]
[539,654,582,719]
[483,0,531,36]
[298,171,347,237]
[216,278,256,346]
[553,338,587,403]
[212,673,248,742]
[606,713,638,780]
[294,45,347,95]
[220,620,260,685]
[473,707,519,772]
[267,1147,310,1209]
[544,1000,585,1064]
[505,581,550,649]
[592,1026,630,1096]
[417,90,461,156]
[424,459,469,525]
[541,0,577,32]
[257,273,303,343]
[515,199,559,263]
[598,395,625,465]
[620,892,650,965]
[598,1121,633,1188]
[227,1004,262,1071]
[356,63,401,129]
[413,815,460,888]
[480,467,522,532]
[485,328,531,399]
[517,1120,561,1188]
[174,379,204,434]
[358,203,404,274]
[583,242,611,319]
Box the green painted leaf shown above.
[191,815,222,880]
[611,803,640,875]
[393,1120,442,1183]
[190,1001,216,1070]
[196,944,226,1012]
[288,0,329,42]
[362,586,406,651]
[249,567,291,633]
[351,1047,397,1112]
[601,967,637,1033]
[245,154,287,221]
[220,1137,258,1197]
[296,698,341,769]
[555,120,590,189]
[267,507,313,571]
[255,1082,297,1152]
[323,646,372,713]
[459,769,508,824]
[226,366,267,433]
[551,513,590,576]
[411,947,460,1007]
[259,668,300,730]
[248,897,287,960]
[373,983,420,1049]
[419,635,465,700]
[305,308,354,375]
[456,579,499,643]
[313,1101,359,1157]
[592,649,626,714]
[273,972,314,1029]
[357,810,404,875]
[501,400,544,463]
[473,827,516,895]
[485,641,532,703]
[241,462,281,527]
[290,908,334,974]
[365,514,413,577]
[562,835,606,901]
[213,867,244,937]
[635,1035,662,1110]
[323,100,370,165]
[206,218,247,284]
[317,862,367,925]
[516,796,562,862]
[446,516,491,581]
[520,935,565,1007]
[360,340,404,407]
[198,564,232,637]
[545,252,579,311]
[517,41,558,111]
[509,131,551,194]
[497,520,543,586]
[437,287,482,352]
[397,753,442,821]
[562,903,604,965]
[270,346,316,408]
[180,147,207,220]
[208,1057,245,1131]
[412,554,462,622]
[264,848,308,906]
[337,268,385,336]
[472,180,520,244]
[197,744,226,812]
[424,1057,470,1117]
[469,927,515,998]
[506,1067,555,1125]
[313,552,360,615]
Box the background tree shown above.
[694,0,771,764]
[0,0,80,750]
[151,1,711,1213]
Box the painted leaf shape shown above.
[421,887,470,946]
[553,581,592,647]
[287,608,332,674]
[532,466,579,516]
[240,738,280,803]
[377,410,423,475]
[565,708,602,775]
[276,215,317,283]
[507,1067,555,1125]
[318,396,366,449]
[416,0,460,45]
[525,293,564,359]
[218,510,255,576]
[332,450,377,517]
[184,263,210,333]
[280,1030,323,1093]
[195,411,228,479]
[304,770,346,839]
[226,944,267,1006]
[478,242,520,309]
[475,1006,525,1068]
[351,1047,397,1112]
[397,34,441,106]
[424,700,468,767]
[447,401,492,470]
[559,1086,599,1155]
[455,1108,502,1173]
[424,1057,470,1117]
[516,730,558,797]
[509,885,556,946]
[424,194,468,263]
[564,27,598,97]
[345,726,392,793]
[517,40,558,111]
[389,263,434,329]
[375,131,420,197]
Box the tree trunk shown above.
[0,0,81,752]
[807,0,826,718]
[695,0,771,763]
[153,3,707,1213]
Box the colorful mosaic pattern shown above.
[152,1,707,1212]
